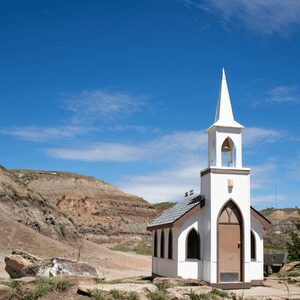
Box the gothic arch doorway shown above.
[217,200,243,282]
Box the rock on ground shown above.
[4,250,97,278]
[5,254,33,278]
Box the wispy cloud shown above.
[1,90,148,142]
[251,162,278,189]
[0,126,91,142]
[47,127,283,203]
[266,85,300,103]
[47,127,282,162]
[243,127,283,145]
[120,163,204,203]
[183,0,300,35]
[48,130,207,162]
[63,90,145,123]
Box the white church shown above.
[147,69,271,289]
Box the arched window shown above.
[154,231,157,257]
[221,137,235,167]
[160,230,165,258]
[168,228,173,259]
[251,230,256,260]
[187,228,200,259]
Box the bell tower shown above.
[207,68,244,169]
[200,68,251,285]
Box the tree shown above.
[287,231,300,261]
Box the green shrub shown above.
[22,277,71,300]
[91,289,106,300]
[2,280,21,290]
[287,269,300,277]
[128,291,140,300]
[287,231,300,261]
[189,291,209,300]
[210,288,230,298]
[147,290,166,300]
[110,289,121,299]
[154,281,171,293]
[59,224,67,237]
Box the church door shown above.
[218,201,243,282]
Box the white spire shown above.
[209,68,243,129]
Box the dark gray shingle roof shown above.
[147,194,205,229]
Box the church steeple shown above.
[207,69,243,168]
[210,68,243,129]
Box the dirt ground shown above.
[0,239,152,280]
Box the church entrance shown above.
[217,201,243,282]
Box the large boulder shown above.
[4,250,98,278]
[4,254,33,278]
[26,258,98,277]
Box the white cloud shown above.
[120,163,205,203]
[243,127,282,145]
[48,143,145,162]
[48,127,282,162]
[0,126,91,142]
[63,90,145,123]
[48,130,207,162]
[47,127,283,203]
[250,162,278,189]
[266,85,300,103]
[183,0,300,35]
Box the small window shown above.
[168,228,173,259]
[187,228,200,259]
[160,230,165,258]
[251,230,256,260]
[154,231,157,257]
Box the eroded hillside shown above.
[11,169,158,244]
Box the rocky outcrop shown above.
[5,250,97,279]
[4,251,36,278]
[11,169,158,245]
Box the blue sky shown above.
[0,0,300,209]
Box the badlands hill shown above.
[11,169,157,245]
[0,166,157,278]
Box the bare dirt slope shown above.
[0,166,78,242]
[0,212,151,279]
[11,169,157,244]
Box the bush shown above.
[128,291,140,300]
[287,269,300,277]
[154,281,171,293]
[91,289,106,300]
[287,231,300,261]
[210,289,230,298]
[189,291,209,300]
[110,289,121,299]
[3,280,21,290]
[22,277,71,300]
[147,291,166,300]
[59,224,67,237]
